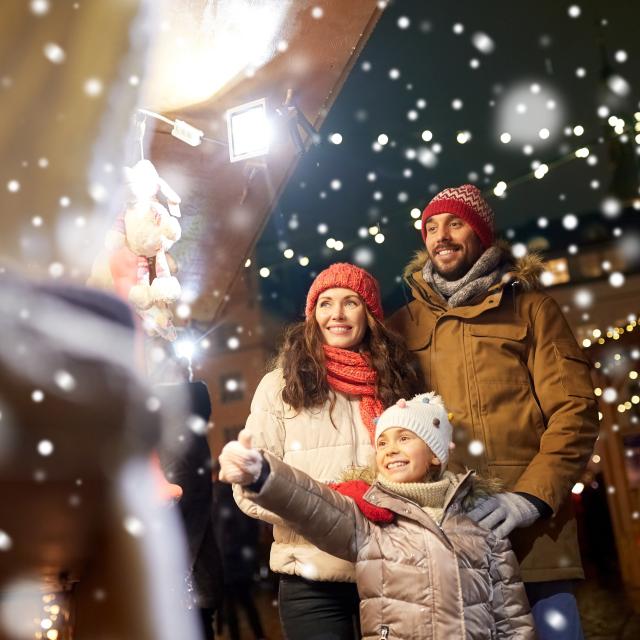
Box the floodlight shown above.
[226,98,270,162]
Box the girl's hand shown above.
[219,429,263,485]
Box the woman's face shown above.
[314,287,367,350]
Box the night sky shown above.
[255,0,640,319]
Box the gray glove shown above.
[466,492,540,538]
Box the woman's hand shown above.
[219,429,264,485]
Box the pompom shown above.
[396,398,407,408]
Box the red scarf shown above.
[323,344,384,443]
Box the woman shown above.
[233,262,420,640]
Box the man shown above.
[388,185,598,640]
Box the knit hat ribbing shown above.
[305,263,383,320]
[374,392,453,466]
[421,184,495,249]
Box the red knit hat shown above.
[421,184,495,248]
[305,263,383,320]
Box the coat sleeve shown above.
[488,534,536,639]
[232,371,288,526]
[241,453,369,563]
[514,295,599,513]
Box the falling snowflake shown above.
[0,530,12,551]
[54,370,76,392]
[615,50,628,63]
[468,440,484,456]
[607,74,630,96]
[187,415,208,436]
[574,290,593,308]
[123,516,145,537]
[299,562,319,579]
[84,77,103,97]
[471,32,495,54]
[43,42,66,64]
[353,247,374,267]
[609,272,625,288]
[512,243,527,259]
[37,440,54,456]
[48,262,64,278]
[30,0,50,15]
[562,214,578,230]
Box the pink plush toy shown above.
[122,159,182,310]
[88,160,182,341]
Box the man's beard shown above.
[429,248,474,281]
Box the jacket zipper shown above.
[380,625,389,640]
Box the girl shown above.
[233,263,420,640]
[222,393,535,640]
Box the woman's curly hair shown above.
[276,306,421,413]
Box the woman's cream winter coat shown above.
[233,368,375,581]
[244,454,535,640]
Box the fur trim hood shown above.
[337,465,503,511]
[402,241,545,292]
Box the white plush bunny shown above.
[122,160,182,311]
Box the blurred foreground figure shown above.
[0,273,201,639]
[157,381,224,639]
[213,472,266,640]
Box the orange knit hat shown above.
[305,263,383,320]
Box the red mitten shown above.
[329,480,394,523]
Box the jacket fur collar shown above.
[402,241,545,292]
[337,465,503,512]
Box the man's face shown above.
[424,213,484,280]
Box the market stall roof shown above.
[147,0,385,323]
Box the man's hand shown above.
[466,492,540,538]
[219,429,263,485]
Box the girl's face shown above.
[314,287,367,350]
[375,427,440,483]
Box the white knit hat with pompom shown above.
[374,392,453,465]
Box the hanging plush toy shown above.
[122,159,182,309]
[88,159,183,341]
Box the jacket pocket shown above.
[469,323,529,383]
[553,340,594,399]
[469,323,527,341]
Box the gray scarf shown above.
[422,246,504,308]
